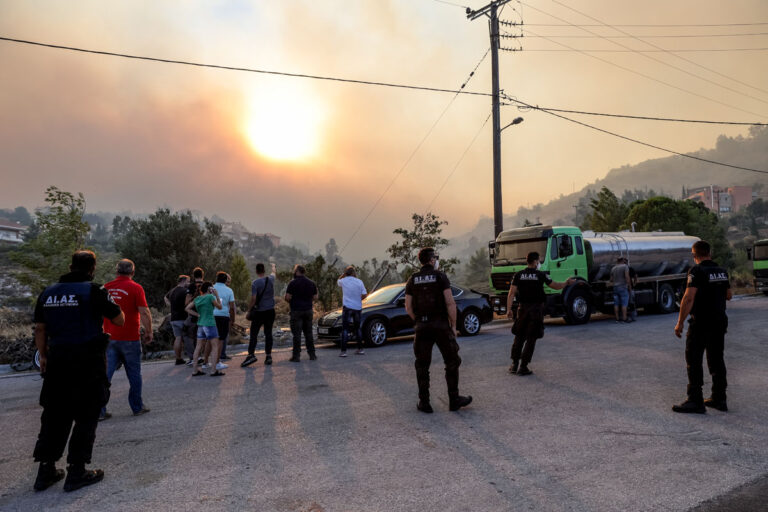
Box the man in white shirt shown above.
[337,266,368,357]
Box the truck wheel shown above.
[565,288,591,325]
[657,283,677,313]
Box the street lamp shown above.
[501,116,524,132]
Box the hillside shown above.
[447,126,768,261]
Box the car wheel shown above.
[564,287,591,325]
[363,318,388,346]
[458,309,481,336]
[656,283,677,314]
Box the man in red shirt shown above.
[101,259,153,420]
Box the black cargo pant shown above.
[685,316,728,403]
[413,318,462,402]
[215,316,230,358]
[33,347,110,466]
[290,309,315,357]
[511,303,545,365]
[249,309,276,355]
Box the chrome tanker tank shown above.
[582,231,700,281]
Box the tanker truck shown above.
[751,239,768,295]
[487,225,700,324]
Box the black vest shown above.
[39,282,102,346]
[690,261,729,321]
[409,267,448,320]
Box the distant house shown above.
[0,219,27,244]
[220,221,281,248]
[685,185,755,214]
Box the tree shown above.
[10,186,91,293]
[228,251,251,310]
[304,255,341,311]
[458,248,490,291]
[113,209,235,307]
[584,187,628,232]
[0,206,33,225]
[387,212,459,277]
[324,238,339,264]
[625,197,732,269]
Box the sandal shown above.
[211,371,225,377]
[192,370,205,376]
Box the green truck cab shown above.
[488,225,697,325]
[752,239,768,295]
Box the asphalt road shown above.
[1,296,766,512]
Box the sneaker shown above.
[63,466,104,493]
[265,355,272,365]
[201,363,211,370]
[289,356,300,363]
[34,463,64,491]
[509,360,519,374]
[417,400,433,414]
[210,370,225,377]
[704,398,728,412]
[309,354,317,361]
[339,351,347,357]
[198,357,204,364]
[98,411,112,422]
[215,362,228,370]
[175,358,186,365]
[517,366,533,376]
[449,395,473,412]
[672,400,706,414]
[133,407,150,416]
[355,349,365,355]
[186,360,194,367]
[241,355,258,367]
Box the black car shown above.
[317,283,493,346]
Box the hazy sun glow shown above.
[244,84,326,162]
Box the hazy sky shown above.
[1,1,767,261]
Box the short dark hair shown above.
[256,263,265,274]
[70,250,97,273]
[344,266,356,277]
[178,274,190,283]
[617,256,625,263]
[526,252,540,264]
[192,267,204,279]
[293,264,306,276]
[116,258,135,275]
[216,271,228,283]
[200,281,213,294]
[692,240,711,258]
[418,247,436,265]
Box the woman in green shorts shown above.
[185,281,224,376]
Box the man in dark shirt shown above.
[672,240,732,414]
[284,264,318,362]
[506,251,574,376]
[405,247,472,413]
[32,250,124,493]
[164,274,190,365]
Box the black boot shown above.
[671,399,706,414]
[33,462,64,491]
[704,397,728,412]
[517,364,532,376]
[449,395,473,411]
[509,360,519,374]
[63,464,104,492]
[417,400,433,414]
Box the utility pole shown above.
[467,0,512,239]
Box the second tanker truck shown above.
[488,225,700,324]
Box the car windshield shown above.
[494,238,548,265]
[363,284,405,305]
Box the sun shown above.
[244,83,326,162]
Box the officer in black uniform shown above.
[672,240,732,414]
[32,250,124,492]
[506,251,574,376]
[405,247,472,413]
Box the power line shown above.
[525,22,768,28]
[549,0,768,102]
[424,112,492,214]
[504,95,768,175]
[337,48,490,258]
[524,47,768,53]
[504,100,767,126]
[0,36,491,99]
[520,3,768,114]
[518,27,768,119]
[525,31,768,38]
[428,0,470,8]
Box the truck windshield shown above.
[494,238,548,265]
[755,244,768,260]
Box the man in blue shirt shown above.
[213,271,236,367]
[337,266,368,357]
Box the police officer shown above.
[506,251,574,376]
[672,240,732,414]
[405,247,472,413]
[32,250,124,492]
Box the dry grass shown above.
[0,307,35,364]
